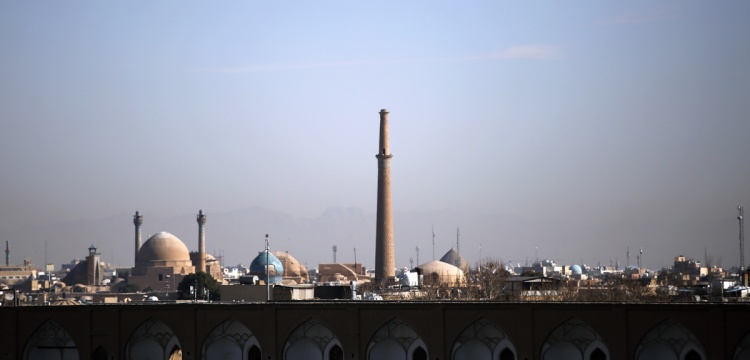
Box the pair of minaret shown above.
[133,210,207,272]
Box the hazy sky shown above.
[1,2,749,270]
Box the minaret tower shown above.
[5,240,9,266]
[133,211,143,264]
[375,109,395,286]
[197,209,207,273]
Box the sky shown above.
[1,2,749,271]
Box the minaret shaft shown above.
[197,210,207,273]
[133,211,143,265]
[375,109,395,285]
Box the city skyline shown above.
[1,2,749,271]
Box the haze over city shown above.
[1,2,749,272]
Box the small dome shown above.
[571,264,582,275]
[138,232,190,262]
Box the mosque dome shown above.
[571,264,583,275]
[250,250,284,284]
[416,260,466,285]
[137,232,190,262]
[272,251,309,279]
[440,248,469,271]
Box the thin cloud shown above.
[195,45,564,74]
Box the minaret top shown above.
[197,209,207,225]
[133,211,143,226]
[378,109,391,157]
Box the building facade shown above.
[3,301,750,360]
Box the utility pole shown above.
[265,234,270,301]
[479,243,482,270]
[627,247,630,268]
[739,206,745,271]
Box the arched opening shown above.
[249,345,262,360]
[23,320,79,360]
[168,345,182,360]
[284,319,339,360]
[412,347,427,360]
[635,320,705,360]
[92,346,107,360]
[202,319,259,360]
[684,349,701,360]
[541,318,609,360]
[368,318,425,360]
[499,347,515,360]
[590,348,606,360]
[126,318,181,360]
[329,345,344,360]
[451,318,516,360]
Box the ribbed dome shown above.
[272,251,308,278]
[440,248,469,271]
[138,232,190,262]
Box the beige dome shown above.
[416,260,466,285]
[272,251,308,278]
[138,232,190,262]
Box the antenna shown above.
[265,234,270,300]
[740,206,745,271]
[627,247,630,268]
[432,226,435,261]
[638,247,643,269]
[332,245,337,263]
[479,243,482,270]
[456,227,460,254]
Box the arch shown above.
[283,319,340,360]
[202,319,260,360]
[125,318,181,360]
[248,345,262,360]
[92,346,108,360]
[451,318,516,360]
[540,318,609,360]
[589,348,606,360]
[367,318,427,360]
[412,346,427,360]
[23,320,80,360]
[635,320,705,360]
[329,344,344,360]
[499,347,515,360]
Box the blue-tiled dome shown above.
[571,264,583,275]
[249,250,284,284]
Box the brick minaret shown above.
[375,109,395,286]
[197,209,207,273]
[133,211,143,264]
